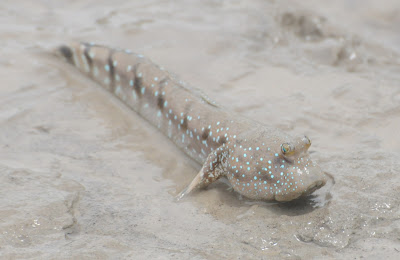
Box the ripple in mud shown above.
[0,165,84,250]
[280,11,326,41]
[241,7,400,74]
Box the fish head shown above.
[225,129,327,201]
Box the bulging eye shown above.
[303,136,311,147]
[281,143,295,156]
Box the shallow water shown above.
[1,0,400,259]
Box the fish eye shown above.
[281,143,295,156]
[303,136,311,147]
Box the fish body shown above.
[57,42,327,201]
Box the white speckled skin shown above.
[57,42,327,202]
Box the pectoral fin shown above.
[177,147,226,200]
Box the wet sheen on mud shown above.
[1,0,400,259]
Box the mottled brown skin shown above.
[57,42,327,202]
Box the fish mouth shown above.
[305,179,326,196]
[274,178,327,202]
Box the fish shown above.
[56,42,328,202]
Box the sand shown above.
[1,0,399,259]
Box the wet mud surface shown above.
[1,0,400,259]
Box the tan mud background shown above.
[1,0,400,259]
